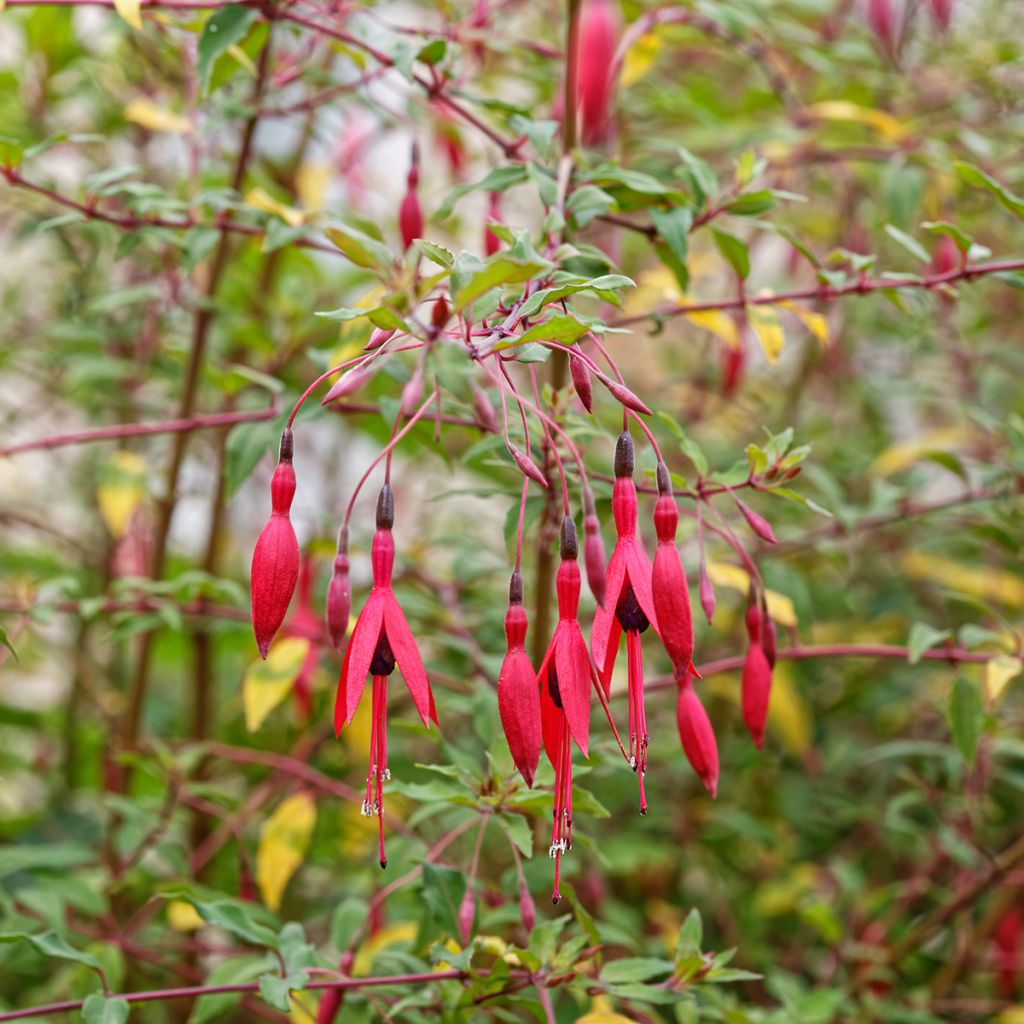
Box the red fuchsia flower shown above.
[251,429,300,659]
[676,674,719,797]
[334,483,436,868]
[497,571,541,787]
[573,0,619,145]
[537,516,618,903]
[569,343,593,413]
[741,595,774,750]
[591,432,661,811]
[398,145,423,252]
[651,463,695,680]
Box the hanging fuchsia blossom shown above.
[398,145,423,251]
[676,675,719,797]
[334,483,436,867]
[741,596,774,750]
[497,571,540,786]
[574,0,619,145]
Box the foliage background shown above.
[1,0,1024,1021]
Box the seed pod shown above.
[457,886,476,945]
[575,0,619,145]
[699,556,715,624]
[741,643,773,750]
[398,146,422,251]
[365,327,396,351]
[598,375,653,416]
[509,444,548,488]
[735,497,777,544]
[326,525,351,652]
[251,429,300,659]
[568,344,593,412]
[322,362,376,404]
[582,489,607,608]
[484,192,502,257]
[472,384,498,434]
[676,678,719,797]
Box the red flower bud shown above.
[735,497,777,544]
[498,574,542,786]
[431,294,450,331]
[762,609,777,669]
[574,0,619,145]
[597,374,653,416]
[569,344,593,412]
[457,885,475,945]
[519,873,537,933]
[721,342,745,397]
[326,526,351,652]
[745,599,762,645]
[932,233,959,276]
[741,642,773,750]
[867,0,897,56]
[509,444,548,488]
[651,488,695,678]
[472,384,498,434]
[400,365,425,417]
[322,362,377,404]
[927,0,953,30]
[994,908,1023,999]
[676,678,719,797]
[484,192,502,257]
[251,430,300,659]
[398,148,422,252]
[583,508,607,608]
[365,327,396,351]
[699,556,715,624]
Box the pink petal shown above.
[384,593,433,727]
[499,649,541,786]
[334,593,385,733]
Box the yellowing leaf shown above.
[433,936,463,972]
[778,300,828,347]
[769,666,812,756]
[352,922,417,976]
[621,33,662,87]
[578,1011,639,1024]
[296,162,331,213]
[869,427,970,477]
[167,900,204,931]
[243,637,310,731]
[98,451,149,539]
[747,300,785,364]
[902,551,1024,608]
[114,0,142,30]
[256,792,316,912]
[994,1009,1024,1024]
[808,100,907,141]
[245,187,306,228]
[227,44,258,78]
[684,307,740,349]
[124,98,192,134]
[705,561,797,626]
[985,655,1022,702]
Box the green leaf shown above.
[453,252,550,311]
[258,974,299,1012]
[82,995,130,1024]
[948,676,984,764]
[416,239,454,269]
[0,624,17,661]
[602,957,673,983]
[884,224,930,263]
[0,134,24,169]
[495,314,588,350]
[420,863,466,939]
[724,190,777,217]
[197,6,257,96]
[189,955,275,1024]
[711,229,750,279]
[649,206,692,266]
[0,931,104,975]
[166,894,280,949]
[677,146,718,206]
[922,220,973,253]
[566,184,616,228]
[907,623,952,665]
[330,897,368,952]
[955,161,1024,219]
[675,908,703,963]
[657,412,708,477]
[324,224,392,271]
[416,39,446,65]
[435,165,528,221]
[497,813,532,857]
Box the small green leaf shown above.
[82,995,130,1024]
[955,161,1024,219]
[197,6,257,96]
[675,908,703,962]
[649,206,692,266]
[602,957,673,984]
[324,224,392,271]
[884,224,930,263]
[330,898,368,952]
[907,623,952,665]
[0,624,17,661]
[711,230,750,279]
[948,676,984,764]
[0,931,104,975]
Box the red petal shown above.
[498,649,541,787]
[741,643,773,750]
[590,547,626,679]
[251,514,300,659]
[623,539,658,634]
[539,653,562,768]
[334,593,384,733]
[652,542,694,677]
[676,680,719,797]
[383,594,433,727]
[555,625,592,758]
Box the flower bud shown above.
[569,344,593,412]
[457,886,476,945]
[583,504,607,608]
[326,525,351,652]
[398,146,422,251]
[652,488,694,678]
[322,362,376,404]
[484,192,502,257]
[519,874,537,933]
[928,0,952,30]
[867,0,897,56]
[365,327,395,351]
[509,444,548,488]
[676,679,719,797]
[599,375,652,416]
[251,429,300,659]
[400,365,425,417]
[735,497,777,544]
[741,643,773,750]
[699,556,715,624]
[472,384,498,434]
[431,294,450,331]
[575,0,619,145]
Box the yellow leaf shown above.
[769,665,812,756]
[705,561,797,626]
[747,300,785,364]
[994,1009,1024,1024]
[352,922,417,976]
[985,655,1022,702]
[97,451,149,539]
[578,1010,639,1024]
[869,427,970,477]
[227,44,258,78]
[113,0,142,31]
[256,792,316,912]
[901,551,1024,608]
[433,936,463,972]
[124,98,192,135]
[620,33,662,87]
[245,187,306,228]
[296,163,331,213]
[807,100,907,141]
[684,307,740,349]
[778,300,828,347]
[167,899,204,931]
[243,637,311,731]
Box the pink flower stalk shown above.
[591,432,661,811]
[251,429,300,659]
[497,571,541,786]
[537,516,615,903]
[676,675,719,797]
[398,145,423,252]
[573,0,619,145]
[334,483,436,868]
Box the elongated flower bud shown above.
[762,606,778,669]
[722,342,744,397]
[676,678,719,797]
[745,597,762,645]
[735,497,777,544]
[457,885,476,945]
[472,384,498,434]
[867,0,897,56]
[569,344,593,412]
[927,0,952,30]
[431,294,450,332]
[518,873,537,933]
[509,444,548,488]
[575,0,619,145]
[322,362,376,404]
[400,365,425,417]
[399,146,422,251]
[582,489,607,608]
[741,642,773,750]
[326,525,351,652]
[598,375,653,416]
[932,234,959,276]
[652,468,695,678]
[251,429,300,658]
[498,572,541,786]
[484,192,502,257]
[699,556,715,624]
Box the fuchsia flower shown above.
[251,429,300,659]
[676,675,719,797]
[334,483,436,868]
[497,571,541,786]
[741,596,774,750]
[591,432,663,811]
[536,516,616,903]
[573,0,619,145]
[651,463,695,679]
[398,146,423,252]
